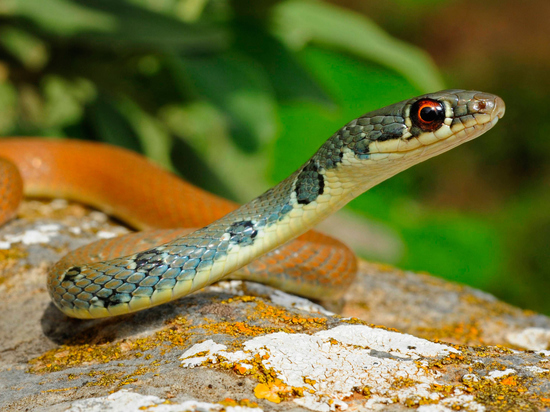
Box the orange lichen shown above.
[417,320,485,346]
[500,376,517,386]
[254,383,281,403]
[234,364,250,375]
[253,379,302,403]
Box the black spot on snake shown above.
[135,251,163,270]
[296,161,324,205]
[228,220,258,246]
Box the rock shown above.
[1,200,549,411]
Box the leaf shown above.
[170,137,238,202]
[0,26,48,70]
[166,52,278,153]
[73,0,227,51]
[272,0,444,92]
[3,0,227,52]
[160,102,272,202]
[115,97,174,170]
[397,214,502,289]
[234,21,333,106]
[42,75,96,129]
[1,0,116,35]
[0,82,18,135]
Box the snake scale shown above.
[0,90,505,319]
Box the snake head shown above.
[362,89,505,159]
[312,90,505,193]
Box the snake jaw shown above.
[365,90,505,157]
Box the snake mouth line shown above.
[370,111,502,158]
[369,94,505,157]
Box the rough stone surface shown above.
[1,200,550,412]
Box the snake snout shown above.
[471,93,506,121]
[493,96,506,119]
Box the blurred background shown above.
[0,0,548,313]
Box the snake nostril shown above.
[477,101,487,110]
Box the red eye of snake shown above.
[410,99,445,132]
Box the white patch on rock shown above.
[65,389,263,412]
[207,280,247,296]
[180,340,230,366]
[96,230,119,239]
[525,365,549,374]
[486,369,516,379]
[440,395,485,412]
[180,325,485,411]
[69,227,82,235]
[246,282,334,315]
[416,404,453,412]
[1,224,61,247]
[506,327,550,351]
[209,280,333,315]
[417,405,455,412]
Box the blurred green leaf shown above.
[3,0,227,52]
[0,26,48,70]
[72,0,227,51]
[125,0,210,22]
[0,82,18,134]
[171,137,238,202]
[116,97,173,169]
[235,21,333,106]
[398,214,502,289]
[161,102,272,201]
[1,0,116,35]
[167,52,278,152]
[272,0,444,92]
[491,191,550,314]
[42,76,96,129]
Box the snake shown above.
[0,90,505,319]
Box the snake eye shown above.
[410,99,445,132]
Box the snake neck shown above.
[208,160,370,260]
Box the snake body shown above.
[0,90,505,319]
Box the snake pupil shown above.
[420,106,437,121]
[410,99,445,132]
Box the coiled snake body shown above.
[0,90,505,319]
